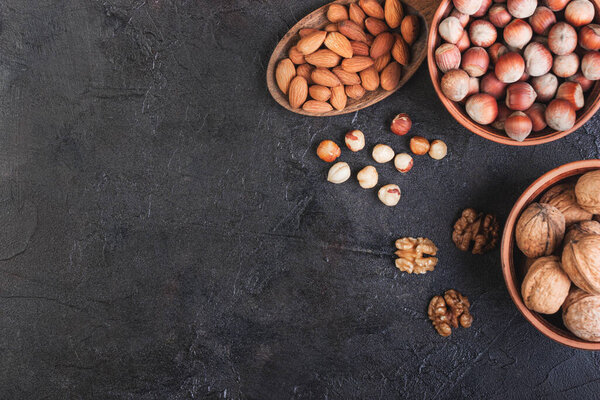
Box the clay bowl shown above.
[501,159,600,350]
[427,0,600,146]
[266,0,439,117]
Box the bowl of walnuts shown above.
[501,159,600,349]
[427,0,600,145]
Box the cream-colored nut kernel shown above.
[372,144,395,163]
[327,162,351,184]
[394,153,413,173]
[378,184,401,206]
[428,140,448,160]
[345,129,365,152]
[357,165,378,188]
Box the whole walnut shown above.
[515,203,565,258]
[562,234,600,295]
[540,183,593,226]
[575,170,600,214]
[521,256,571,314]
[564,220,600,243]
[562,288,600,342]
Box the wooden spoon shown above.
[266,0,439,117]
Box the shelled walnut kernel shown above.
[428,289,473,337]
[452,208,500,254]
[394,237,438,274]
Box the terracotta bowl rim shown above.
[500,159,600,350]
[427,0,600,147]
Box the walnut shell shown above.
[575,170,600,214]
[562,288,600,342]
[515,203,566,258]
[521,256,571,314]
[564,220,600,243]
[540,183,593,226]
[562,234,600,295]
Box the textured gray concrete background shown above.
[1,0,600,399]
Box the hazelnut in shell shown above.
[523,42,553,77]
[548,22,578,55]
[581,51,600,81]
[531,73,558,102]
[568,73,595,92]
[564,220,600,243]
[529,6,556,35]
[481,72,508,99]
[461,47,490,77]
[435,44,462,73]
[521,256,571,314]
[469,20,497,48]
[579,24,600,51]
[466,93,498,125]
[489,4,512,28]
[564,0,595,27]
[503,19,533,50]
[524,103,547,132]
[556,82,585,110]
[540,182,593,226]
[495,52,525,83]
[575,170,600,214]
[505,111,532,142]
[439,16,464,44]
[507,0,537,18]
[505,82,537,111]
[552,53,580,78]
[545,99,576,131]
[453,0,484,15]
[563,288,600,342]
[545,0,570,11]
[515,202,565,258]
[562,234,600,295]
[441,69,471,102]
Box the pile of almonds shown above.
[434,0,600,142]
[515,170,600,341]
[275,0,418,113]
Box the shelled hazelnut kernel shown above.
[507,0,537,18]
[435,44,462,73]
[469,20,497,47]
[317,140,341,162]
[548,22,578,55]
[327,162,351,184]
[503,19,533,49]
[564,0,595,27]
[529,6,556,35]
[345,130,365,152]
[453,0,485,15]
[553,53,580,78]
[531,73,558,102]
[523,42,553,77]
[579,24,600,51]
[495,52,525,83]
[481,72,508,99]
[378,184,401,206]
[545,99,576,131]
[524,103,547,131]
[568,73,595,92]
[428,140,448,160]
[461,47,490,77]
[506,82,537,111]
[489,4,512,28]
[466,93,498,124]
[441,69,471,101]
[581,51,600,80]
[372,144,395,163]
[409,136,431,155]
[357,165,378,189]
[505,111,533,141]
[488,43,508,65]
[391,113,412,135]
[557,81,585,110]
[394,153,414,173]
[439,16,464,44]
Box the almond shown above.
[296,64,314,84]
[309,85,332,101]
[305,49,342,68]
[370,32,394,59]
[384,0,404,29]
[296,31,327,55]
[302,100,333,113]
[288,76,308,108]
[360,66,380,91]
[288,46,305,64]
[359,0,385,19]
[325,23,339,32]
[380,61,402,90]
[350,40,370,56]
[365,17,389,36]
[401,15,420,45]
[311,67,342,87]
[346,84,366,99]
[332,67,362,85]
[327,4,349,23]
[324,32,353,58]
[338,20,368,43]
[341,56,375,72]
[374,52,391,72]
[299,28,319,38]
[275,58,296,94]
[391,35,411,65]
[349,3,367,29]
[365,33,375,46]
[330,85,347,110]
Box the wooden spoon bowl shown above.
[266,0,439,117]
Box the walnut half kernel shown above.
[394,237,438,274]
[428,289,473,337]
[452,208,500,254]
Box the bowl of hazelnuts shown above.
[427,0,600,145]
[501,159,600,349]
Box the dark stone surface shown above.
[1,0,600,398]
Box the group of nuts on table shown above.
[434,0,600,142]
[275,0,417,113]
[515,170,600,341]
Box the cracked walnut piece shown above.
[394,237,438,274]
[452,208,500,254]
[428,290,473,337]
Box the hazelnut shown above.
[439,16,464,44]
[523,42,553,77]
[552,53,580,78]
[394,153,414,173]
[506,82,537,111]
[428,140,448,160]
[503,19,533,49]
[564,0,595,27]
[327,162,351,184]
[579,24,600,51]
[524,103,547,132]
[390,113,412,136]
[441,69,471,101]
[505,111,532,141]
[568,72,595,92]
[540,182,593,225]
[473,0,492,17]
[563,234,600,295]
[492,103,511,130]
[548,22,578,55]
[495,52,525,83]
[450,9,470,28]
[515,202,565,258]
[409,136,431,155]
[529,6,556,35]
[467,76,480,97]
[466,93,498,125]
[581,51,600,81]
[507,0,537,18]
[563,288,600,342]
[521,256,571,314]
[469,20,497,48]
[435,44,462,73]
[378,184,401,206]
[456,30,471,52]
[461,47,490,77]
[556,82,585,110]
[453,0,484,15]
[481,72,508,99]
[545,99,576,131]
[372,144,395,163]
[545,0,570,11]
[531,73,558,102]
[345,130,365,152]
[564,220,600,243]
[356,165,378,188]
[575,170,600,213]
[488,43,509,65]
[316,140,341,162]
[489,4,512,28]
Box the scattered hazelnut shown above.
[530,73,558,102]
[469,20,497,47]
[505,82,537,111]
[390,113,412,136]
[465,93,499,125]
[548,22,578,55]
[564,0,595,27]
[524,103,547,131]
[345,129,365,152]
[481,72,508,99]
[581,51,600,81]
[523,42,553,77]
[495,52,525,83]
[521,256,571,314]
[575,170,600,213]
[378,184,401,206]
[327,161,351,184]
[489,4,512,28]
[441,69,471,101]
[556,81,585,110]
[515,202,565,258]
[529,6,556,35]
[461,47,490,77]
[545,99,576,131]
[428,140,448,160]
[503,19,533,49]
[435,44,462,73]
[453,0,484,15]
[563,234,600,294]
[507,0,537,18]
[504,111,532,141]
[439,16,464,44]
[562,288,600,342]
[356,165,378,188]
[394,153,414,173]
[372,144,395,163]
[579,24,600,51]
[316,140,341,162]
[552,53,580,78]
[409,136,431,155]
